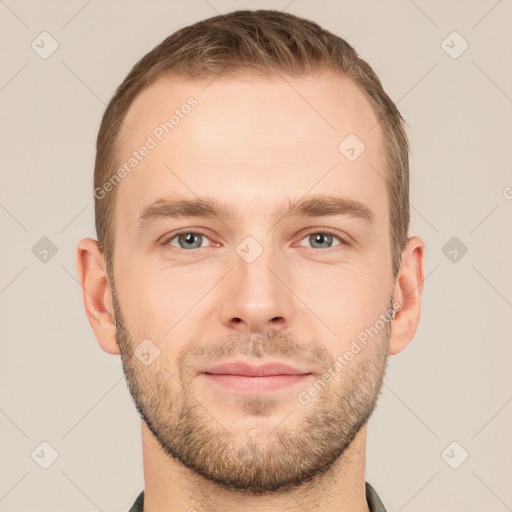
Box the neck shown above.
[141,420,371,512]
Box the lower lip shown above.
[202,373,313,393]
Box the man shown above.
[77,9,425,512]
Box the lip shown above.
[199,361,314,393]
[200,361,311,377]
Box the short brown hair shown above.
[94,9,409,278]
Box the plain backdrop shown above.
[1,1,511,511]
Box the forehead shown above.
[114,70,388,230]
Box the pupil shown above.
[180,233,200,249]
[312,233,331,248]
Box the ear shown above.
[76,238,120,355]
[388,236,426,356]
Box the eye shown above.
[161,229,347,252]
[297,230,345,249]
[163,230,213,250]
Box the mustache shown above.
[176,330,333,370]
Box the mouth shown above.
[199,361,314,393]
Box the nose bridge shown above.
[219,233,293,333]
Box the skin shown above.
[77,70,425,512]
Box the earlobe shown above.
[388,236,426,356]
[76,238,120,355]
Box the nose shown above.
[219,245,295,334]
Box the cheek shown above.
[116,264,212,342]
[297,261,392,344]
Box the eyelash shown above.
[160,228,349,251]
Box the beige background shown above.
[1,0,511,511]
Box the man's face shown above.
[109,71,396,493]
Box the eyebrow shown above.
[136,193,374,232]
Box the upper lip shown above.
[200,361,312,377]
